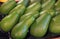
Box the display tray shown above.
[0,2,60,39]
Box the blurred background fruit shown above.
[0,0,8,2]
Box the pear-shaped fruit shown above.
[11,11,39,39]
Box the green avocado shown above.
[49,14,60,34]
[30,13,51,37]
[0,5,26,32]
[11,11,39,39]
[25,2,41,13]
[55,0,60,14]
[42,0,55,10]
[0,0,16,14]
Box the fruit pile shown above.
[0,0,60,39]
